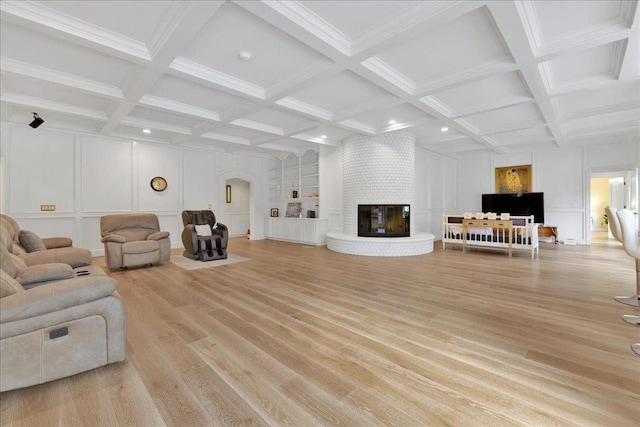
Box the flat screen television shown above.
[482,192,544,224]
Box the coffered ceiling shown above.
[1,1,638,157]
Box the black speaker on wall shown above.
[29,113,44,128]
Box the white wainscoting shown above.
[220,213,250,237]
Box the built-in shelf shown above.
[269,151,320,219]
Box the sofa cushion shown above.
[16,263,74,287]
[0,270,24,298]
[122,240,159,254]
[19,230,46,253]
[22,247,92,269]
[42,237,72,249]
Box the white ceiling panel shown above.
[237,107,320,133]
[287,71,399,114]
[553,80,640,120]
[412,122,466,144]
[346,103,434,131]
[0,22,142,88]
[374,7,512,85]
[459,103,544,134]
[425,71,532,118]
[486,126,555,147]
[561,109,640,135]
[148,74,247,112]
[541,42,621,93]
[0,0,637,157]
[128,106,203,129]
[180,2,331,89]
[301,1,422,39]
[34,0,174,44]
[3,75,113,111]
[533,0,629,44]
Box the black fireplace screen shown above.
[358,205,410,237]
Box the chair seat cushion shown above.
[122,240,159,254]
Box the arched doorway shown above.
[223,177,251,238]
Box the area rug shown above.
[170,253,250,270]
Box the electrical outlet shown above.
[40,205,56,211]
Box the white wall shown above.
[458,141,640,244]
[0,123,269,255]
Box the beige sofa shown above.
[0,218,126,392]
[100,213,171,270]
[0,214,92,268]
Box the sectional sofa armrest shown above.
[0,277,117,323]
[147,231,170,241]
[16,263,74,287]
[101,234,126,244]
[23,247,92,268]
[42,237,73,249]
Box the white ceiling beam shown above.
[487,1,565,147]
[99,2,223,134]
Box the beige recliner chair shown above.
[100,213,171,269]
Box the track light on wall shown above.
[29,113,44,128]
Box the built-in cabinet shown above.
[266,150,327,245]
[264,217,328,246]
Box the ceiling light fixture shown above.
[388,120,397,125]
[238,51,252,62]
[441,127,449,132]
[321,135,327,139]
[142,129,151,134]
[29,112,44,128]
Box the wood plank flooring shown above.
[1,237,639,426]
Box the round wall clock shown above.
[150,176,167,192]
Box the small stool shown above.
[197,235,222,262]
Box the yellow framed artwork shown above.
[495,164,532,194]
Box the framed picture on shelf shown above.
[285,202,302,217]
[292,190,298,199]
[495,164,532,194]
[270,208,279,217]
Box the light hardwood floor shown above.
[1,238,639,426]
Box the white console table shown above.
[264,217,328,246]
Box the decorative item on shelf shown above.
[270,208,279,217]
[150,176,167,192]
[309,192,319,198]
[292,190,298,199]
[486,212,497,220]
[500,212,510,220]
[495,164,532,194]
[463,212,472,219]
[475,212,484,219]
[285,202,302,217]
[307,210,316,218]
[226,185,231,203]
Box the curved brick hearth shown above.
[326,232,434,257]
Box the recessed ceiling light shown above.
[142,129,151,134]
[321,135,327,139]
[388,120,397,125]
[238,51,252,62]
[441,127,449,132]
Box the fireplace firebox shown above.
[358,205,410,237]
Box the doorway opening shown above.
[589,170,636,245]
[224,178,251,238]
